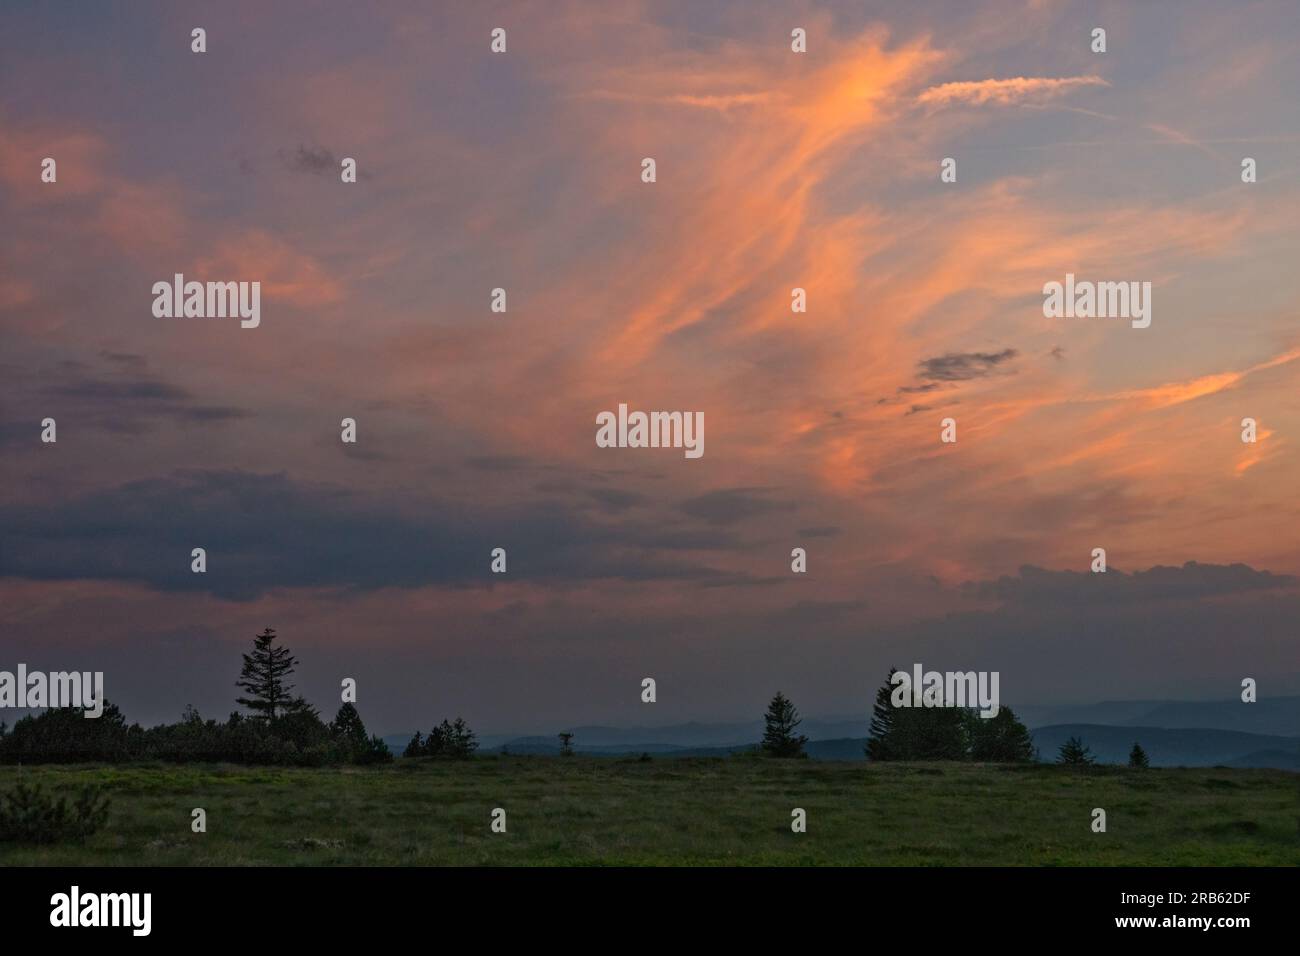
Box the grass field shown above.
[2,756,1296,865]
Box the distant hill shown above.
[1016,696,1300,738]
[383,697,1300,769]
[1028,724,1300,768]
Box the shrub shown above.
[0,780,111,844]
[356,734,394,765]
[0,703,137,763]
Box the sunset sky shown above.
[2,0,1299,732]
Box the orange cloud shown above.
[192,230,344,308]
[917,75,1108,107]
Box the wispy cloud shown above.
[917,74,1108,107]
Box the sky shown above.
[2,0,1299,734]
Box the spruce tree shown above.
[235,628,299,722]
[447,717,478,758]
[967,706,1036,762]
[330,703,368,749]
[761,692,809,758]
[1058,735,1096,765]
[1128,742,1149,768]
[865,669,898,760]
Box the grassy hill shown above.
[2,757,1295,865]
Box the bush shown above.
[0,780,111,844]
[0,699,387,767]
[0,703,137,763]
[356,734,394,765]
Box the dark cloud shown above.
[3,355,250,435]
[280,144,336,176]
[678,487,797,526]
[963,561,1298,607]
[98,351,147,369]
[0,469,745,600]
[876,560,1300,705]
[917,348,1018,382]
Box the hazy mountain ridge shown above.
[384,697,1300,768]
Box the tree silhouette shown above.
[330,703,368,749]
[966,706,1036,762]
[235,628,301,722]
[864,669,966,761]
[415,718,478,758]
[1058,735,1096,765]
[1128,742,1149,768]
[761,692,809,758]
[865,669,899,760]
[558,732,575,756]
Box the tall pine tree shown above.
[235,628,300,722]
[865,669,970,761]
[865,669,899,760]
[761,692,809,758]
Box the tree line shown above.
[760,674,1151,766]
[0,628,474,766]
[1,631,1152,767]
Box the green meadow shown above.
[2,757,1296,866]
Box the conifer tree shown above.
[1058,735,1096,766]
[235,628,300,722]
[330,702,368,749]
[1128,742,1149,768]
[966,706,1036,762]
[761,692,809,758]
[865,669,899,760]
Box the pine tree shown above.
[864,669,975,762]
[446,717,478,759]
[402,731,424,758]
[1128,742,1149,768]
[424,722,448,757]
[330,703,368,749]
[1058,735,1096,766]
[967,706,1036,762]
[761,692,809,758]
[865,669,898,760]
[558,731,575,756]
[235,628,299,722]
